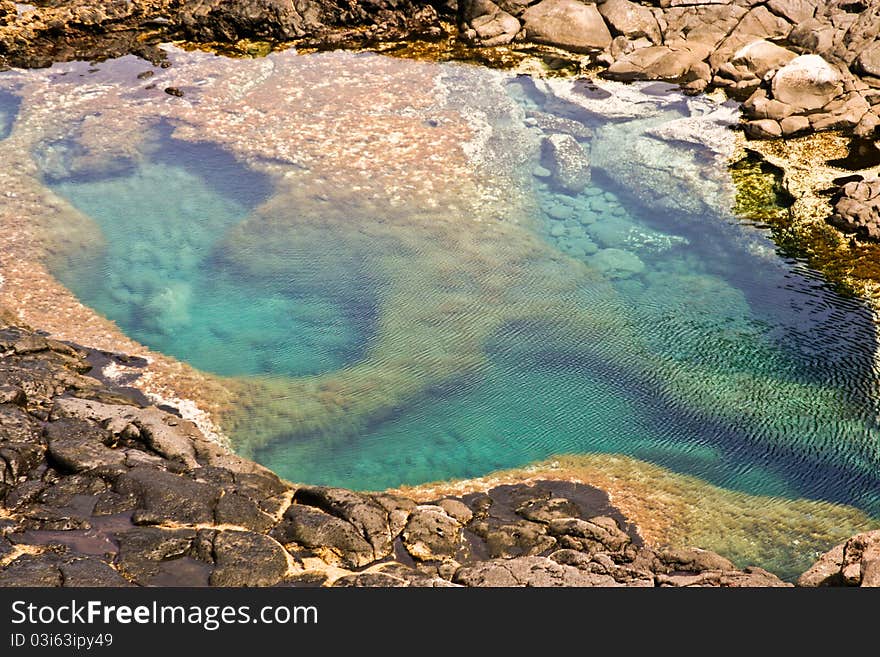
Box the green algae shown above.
[730,149,880,301]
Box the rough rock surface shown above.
[520,0,613,53]
[541,132,591,194]
[771,55,843,111]
[0,314,809,587]
[829,178,880,240]
[1,2,879,589]
[797,530,880,587]
[0,0,444,67]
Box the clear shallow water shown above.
[22,52,880,524]
[49,131,374,377]
[0,89,18,139]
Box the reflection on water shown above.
[3,48,880,576]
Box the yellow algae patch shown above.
[393,454,878,579]
[735,131,880,307]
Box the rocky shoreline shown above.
[2,1,880,586]
[3,312,877,587]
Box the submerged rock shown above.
[541,133,591,195]
[588,247,646,279]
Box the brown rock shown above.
[745,118,783,139]
[598,0,661,44]
[605,42,711,82]
[210,530,289,587]
[732,40,797,78]
[771,55,842,111]
[856,42,880,78]
[798,542,845,587]
[779,114,811,135]
[521,0,613,53]
[766,0,815,23]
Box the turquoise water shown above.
[32,54,880,522]
[49,131,374,377]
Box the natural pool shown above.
[1,47,879,576]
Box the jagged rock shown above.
[541,133,591,195]
[437,498,474,524]
[333,572,411,587]
[293,486,397,559]
[471,516,557,558]
[215,491,275,532]
[797,542,844,587]
[771,55,842,111]
[605,42,710,83]
[45,419,126,473]
[272,503,375,568]
[743,89,795,121]
[598,0,661,44]
[855,111,880,137]
[662,4,747,48]
[709,5,791,71]
[766,0,815,25]
[59,557,132,587]
[798,530,880,587]
[0,554,64,587]
[53,398,199,468]
[841,530,880,586]
[453,556,621,587]
[461,0,520,46]
[113,527,209,586]
[745,118,783,139]
[516,497,582,523]
[656,547,736,573]
[787,18,835,58]
[855,42,880,78]
[114,466,221,525]
[402,505,462,561]
[521,0,613,53]
[548,516,631,553]
[829,178,880,240]
[0,385,27,407]
[210,530,289,586]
